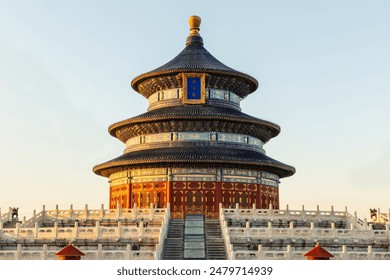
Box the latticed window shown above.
[186,191,194,206]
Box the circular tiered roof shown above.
[93,16,295,179]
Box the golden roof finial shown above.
[189,15,201,35]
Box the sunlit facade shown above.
[93,16,295,218]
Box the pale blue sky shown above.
[1,1,389,219]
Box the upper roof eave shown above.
[130,21,259,98]
[131,67,259,96]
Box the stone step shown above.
[162,237,184,260]
[204,219,227,260]
[162,219,185,260]
[163,217,227,260]
[167,219,184,239]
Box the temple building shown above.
[93,16,295,218]
[1,16,389,261]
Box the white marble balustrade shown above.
[0,244,159,260]
[19,204,168,228]
[219,205,390,260]
[225,226,390,241]
[1,205,170,241]
[232,245,390,260]
[222,205,357,224]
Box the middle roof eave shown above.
[108,105,281,142]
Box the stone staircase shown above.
[205,219,227,260]
[183,214,206,259]
[161,219,184,259]
[161,215,227,260]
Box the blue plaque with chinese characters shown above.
[182,73,205,104]
[187,77,201,100]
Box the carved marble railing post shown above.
[301,205,306,219]
[100,204,105,219]
[42,205,46,220]
[32,210,36,224]
[223,231,232,260]
[16,244,21,260]
[54,222,58,239]
[118,221,122,239]
[166,203,170,217]
[69,204,73,220]
[330,222,336,239]
[15,222,20,238]
[35,222,39,238]
[74,221,79,239]
[126,244,131,260]
[96,221,100,239]
[268,203,274,219]
[257,244,263,260]
[157,226,164,260]
[117,201,121,219]
[97,244,102,260]
[149,203,154,220]
[155,243,160,260]
[285,204,290,218]
[310,222,315,239]
[353,211,358,227]
[222,221,228,241]
[84,204,89,220]
[286,245,292,260]
[267,222,272,239]
[42,244,47,260]
[367,245,373,259]
[139,221,144,241]
[342,245,347,260]
[55,205,59,220]
[133,203,138,219]
[330,205,334,215]
[289,221,294,239]
[228,244,234,260]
